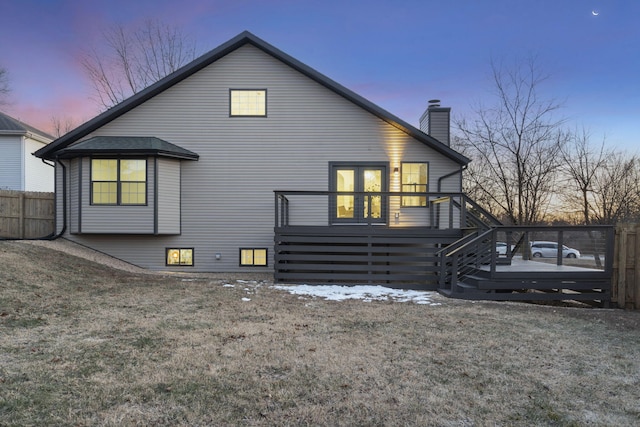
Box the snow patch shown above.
[271,284,441,305]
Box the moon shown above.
[592,10,599,16]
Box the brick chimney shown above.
[419,99,451,146]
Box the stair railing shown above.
[437,228,497,292]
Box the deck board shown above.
[482,258,605,273]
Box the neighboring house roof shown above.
[55,136,199,160]
[0,111,55,142]
[34,31,469,165]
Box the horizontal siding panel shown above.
[69,158,80,233]
[157,158,181,234]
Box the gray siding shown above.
[63,44,462,272]
[55,161,65,235]
[0,136,22,190]
[69,158,80,233]
[156,158,181,234]
[430,116,451,146]
[419,107,451,146]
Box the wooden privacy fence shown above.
[0,190,54,239]
[612,224,640,310]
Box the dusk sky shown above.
[1,0,638,150]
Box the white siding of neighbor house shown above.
[24,137,54,192]
[0,136,23,190]
[62,44,462,272]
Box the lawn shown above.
[1,241,639,426]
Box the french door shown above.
[331,164,387,224]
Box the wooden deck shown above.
[439,226,614,305]
[273,191,614,305]
[274,225,462,289]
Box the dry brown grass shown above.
[1,240,640,426]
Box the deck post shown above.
[274,193,279,227]
[557,230,564,265]
[450,254,458,292]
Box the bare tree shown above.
[559,128,608,224]
[82,20,197,109]
[0,66,11,106]
[51,114,78,138]
[454,57,569,225]
[561,130,640,225]
[591,152,640,224]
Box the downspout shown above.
[435,165,466,231]
[46,157,67,240]
[437,164,466,192]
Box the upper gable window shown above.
[91,158,147,205]
[230,89,266,117]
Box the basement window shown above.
[230,89,267,116]
[166,248,194,266]
[240,248,267,266]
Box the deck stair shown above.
[437,225,614,306]
[443,270,611,303]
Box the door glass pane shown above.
[363,169,382,219]
[336,170,354,218]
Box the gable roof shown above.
[0,111,55,142]
[34,31,469,165]
[55,136,199,160]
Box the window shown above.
[240,248,267,266]
[401,162,428,207]
[91,159,146,205]
[230,89,266,116]
[166,248,194,266]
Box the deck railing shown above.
[274,190,490,229]
[438,225,615,293]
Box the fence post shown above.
[635,225,640,309]
[616,226,627,309]
[19,192,25,239]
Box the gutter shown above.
[438,165,466,192]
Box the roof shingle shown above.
[55,136,199,160]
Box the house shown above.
[34,31,469,286]
[0,111,54,192]
[34,32,614,302]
